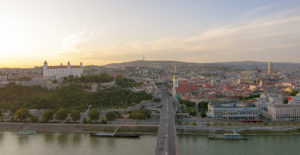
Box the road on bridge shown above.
[155,91,179,155]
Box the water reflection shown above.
[72,133,81,145]
[57,133,69,146]
[106,138,116,149]
[17,135,29,145]
[0,132,157,155]
[43,133,55,143]
[0,133,4,145]
[89,136,101,147]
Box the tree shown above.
[15,108,29,122]
[187,107,197,116]
[43,110,54,122]
[272,121,276,126]
[106,111,119,121]
[201,111,206,118]
[291,90,299,96]
[0,109,2,119]
[214,122,217,126]
[234,122,239,126]
[30,115,39,123]
[227,122,232,126]
[55,108,69,122]
[192,122,197,126]
[284,98,289,104]
[129,110,151,120]
[88,109,99,121]
[70,110,81,121]
[178,120,182,125]
[206,122,210,126]
[153,98,161,102]
[198,101,208,111]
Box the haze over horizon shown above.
[1,0,300,67]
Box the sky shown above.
[0,0,300,67]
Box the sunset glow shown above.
[1,0,300,67]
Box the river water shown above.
[0,131,299,155]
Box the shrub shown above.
[42,110,54,122]
[55,108,69,122]
[178,120,182,125]
[15,108,29,122]
[106,111,120,121]
[227,122,232,126]
[30,115,39,123]
[207,122,210,126]
[70,110,81,121]
[88,109,100,121]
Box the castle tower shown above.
[259,79,263,87]
[43,60,48,78]
[43,60,48,67]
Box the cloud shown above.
[58,7,300,64]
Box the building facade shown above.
[268,104,300,120]
[268,96,300,120]
[43,61,83,80]
[207,101,259,119]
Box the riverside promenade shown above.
[0,122,158,132]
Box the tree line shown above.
[0,82,152,113]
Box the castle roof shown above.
[47,65,81,69]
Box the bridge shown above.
[155,93,180,155]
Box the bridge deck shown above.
[155,96,179,155]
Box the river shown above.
[0,132,299,155]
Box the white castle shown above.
[43,61,83,80]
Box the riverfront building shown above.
[43,61,83,80]
[268,96,300,120]
[207,101,259,119]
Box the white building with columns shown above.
[43,61,83,80]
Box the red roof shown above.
[176,81,200,93]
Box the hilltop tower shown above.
[172,64,178,97]
[268,62,273,74]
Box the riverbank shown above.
[1,122,300,135]
[177,126,300,135]
[0,122,158,133]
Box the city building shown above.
[268,62,273,74]
[207,101,259,119]
[175,80,200,98]
[268,104,300,120]
[43,61,83,80]
[287,96,300,104]
[0,76,7,81]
